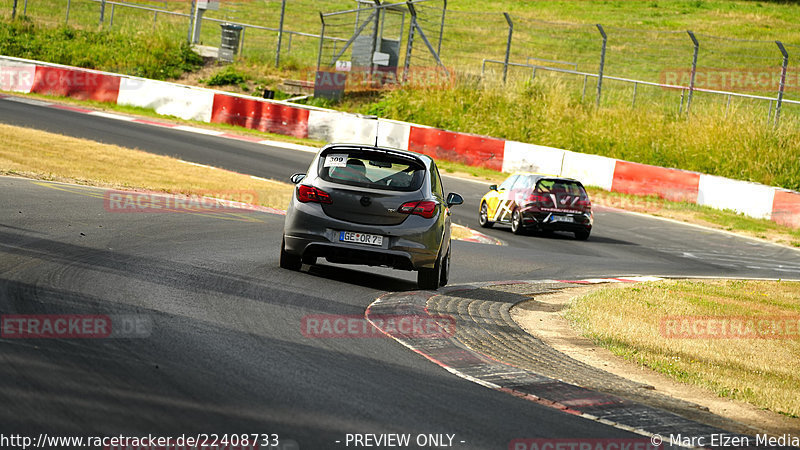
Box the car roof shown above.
[508,172,582,184]
[322,143,433,166]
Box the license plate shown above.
[339,231,383,246]
[551,215,574,223]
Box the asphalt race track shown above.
[2,95,800,448]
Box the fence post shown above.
[725,94,732,118]
[24,0,28,16]
[596,24,607,108]
[316,12,325,72]
[370,1,381,81]
[686,31,699,117]
[437,0,446,58]
[275,0,287,67]
[503,12,513,84]
[187,0,196,44]
[99,0,106,25]
[110,3,115,27]
[403,5,417,83]
[632,82,637,108]
[12,0,17,19]
[582,75,587,102]
[65,0,71,24]
[775,40,789,128]
[190,0,204,45]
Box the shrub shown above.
[0,20,202,80]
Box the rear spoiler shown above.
[320,145,423,165]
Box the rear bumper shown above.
[283,201,444,270]
[520,209,593,232]
[285,238,418,270]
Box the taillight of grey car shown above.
[281,144,463,290]
[296,185,332,204]
[397,201,437,219]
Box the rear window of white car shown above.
[318,149,426,192]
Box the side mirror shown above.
[446,192,464,207]
[290,173,306,184]
[489,184,498,191]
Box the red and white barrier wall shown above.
[1,55,799,229]
[118,78,214,122]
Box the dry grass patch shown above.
[567,279,800,417]
[0,123,490,241]
[0,123,294,210]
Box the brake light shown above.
[297,185,332,204]
[576,198,592,210]
[398,201,437,219]
[527,194,549,203]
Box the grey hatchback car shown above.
[280,144,463,290]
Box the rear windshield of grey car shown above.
[318,149,426,192]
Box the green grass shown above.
[8,0,799,97]
[0,17,201,79]
[566,279,800,417]
[355,76,800,191]
[437,159,509,183]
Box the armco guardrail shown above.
[0,55,798,229]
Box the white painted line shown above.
[643,274,800,282]
[88,111,136,121]
[3,96,51,107]
[581,278,624,283]
[250,175,272,182]
[257,139,318,153]
[365,298,502,391]
[173,125,225,136]
[367,280,698,448]
[177,159,216,170]
[755,266,800,273]
[682,253,800,268]
[615,276,665,282]
[600,205,800,255]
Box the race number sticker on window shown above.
[324,154,348,168]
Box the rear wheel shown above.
[418,254,441,290]
[574,229,591,241]
[478,202,494,228]
[279,237,302,270]
[439,244,451,287]
[511,209,525,235]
